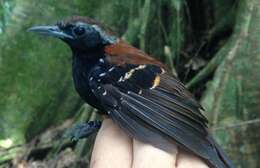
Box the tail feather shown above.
[206,135,235,168]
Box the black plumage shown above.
[28,16,235,168]
[87,63,229,168]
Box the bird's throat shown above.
[72,51,104,110]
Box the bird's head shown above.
[28,16,164,67]
[28,17,117,52]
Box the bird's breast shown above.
[72,56,102,110]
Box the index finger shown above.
[90,119,132,168]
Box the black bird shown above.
[28,16,235,168]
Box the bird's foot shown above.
[68,121,102,141]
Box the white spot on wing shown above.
[118,76,124,82]
[99,58,104,63]
[108,67,115,72]
[138,90,142,94]
[99,73,106,77]
[161,68,166,74]
[102,91,107,96]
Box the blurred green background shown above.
[0,0,259,167]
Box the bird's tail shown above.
[206,135,235,168]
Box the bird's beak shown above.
[27,25,73,39]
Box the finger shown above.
[132,139,178,168]
[90,119,132,168]
[176,150,209,168]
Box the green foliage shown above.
[0,0,86,144]
[201,0,260,166]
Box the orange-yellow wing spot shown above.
[124,65,146,80]
[150,75,160,89]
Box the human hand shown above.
[90,119,209,168]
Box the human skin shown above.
[90,119,209,168]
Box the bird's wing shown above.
[88,39,231,167]
[88,63,223,160]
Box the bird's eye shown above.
[73,26,86,36]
